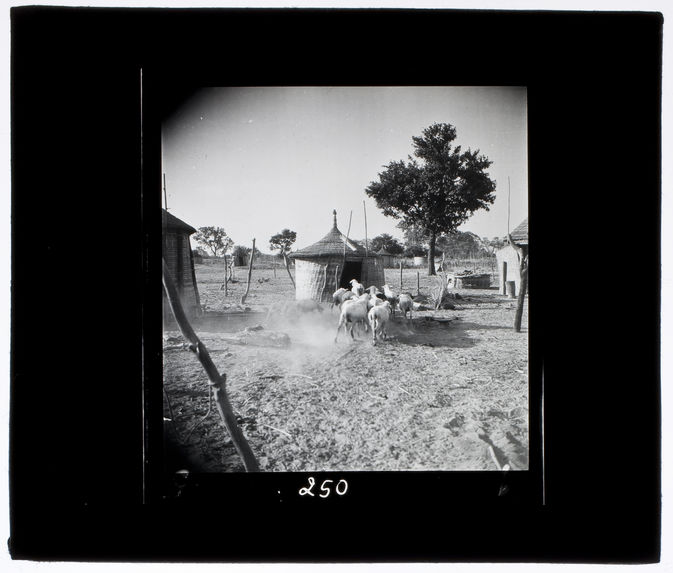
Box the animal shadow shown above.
[388,317,512,349]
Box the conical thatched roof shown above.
[509,218,528,245]
[290,210,368,259]
[377,247,394,256]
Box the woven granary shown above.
[163,209,201,320]
[289,211,386,302]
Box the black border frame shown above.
[10,7,661,563]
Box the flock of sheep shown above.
[333,279,413,346]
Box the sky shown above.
[162,86,528,252]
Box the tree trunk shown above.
[427,231,437,276]
[282,252,296,288]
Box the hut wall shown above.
[163,231,201,320]
[360,257,386,290]
[495,245,523,294]
[379,254,395,268]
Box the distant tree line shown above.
[362,229,506,261]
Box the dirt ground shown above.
[162,260,528,473]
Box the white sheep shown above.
[332,287,355,312]
[366,286,387,310]
[398,293,414,322]
[349,278,365,296]
[334,293,371,342]
[382,284,399,317]
[368,301,392,345]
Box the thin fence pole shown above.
[363,200,368,257]
[224,255,228,295]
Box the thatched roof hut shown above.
[376,248,397,268]
[495,218,528,295]
[289,210,386,302]
[163,209,201,320]
[509,218,528,246]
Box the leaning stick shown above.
[240,238,256,305]
[162,258,259,472]
[487,444,502,471]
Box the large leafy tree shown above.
[365,123,496,275]
[269,228,297,288]
[193,226,234,257]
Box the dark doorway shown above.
[339,261,363,288]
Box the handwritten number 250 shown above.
[299,477,348,498]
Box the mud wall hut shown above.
[163,209,201,321]
[289,211,386,302]
[495,218,528,295]
[377,248,397,268]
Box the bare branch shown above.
[163,258,259,472]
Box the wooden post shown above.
[514,257,528,332]
[507,233,528,332]
[416,271,420,296]
[399,259,403,290]
[240,239,255,305]
[273,264,276,279]
[502,261,508,295]
[162,258,259,472]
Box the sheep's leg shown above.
[355,319,365,339]
[348,321,356,341]
[335,316,345,343]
